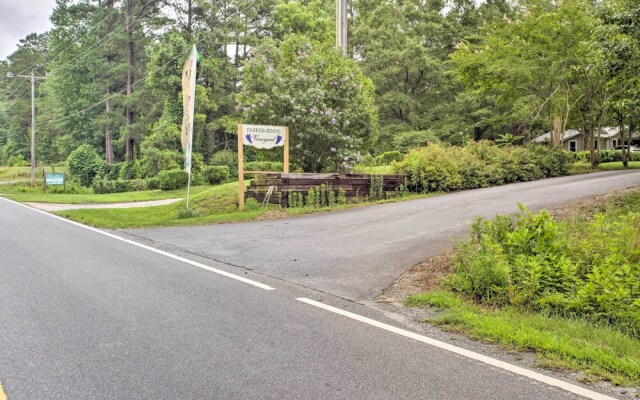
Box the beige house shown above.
[532,127,640,152]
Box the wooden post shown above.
[284,126,290,174]
[42,168,46,193]
[238,124,244,211]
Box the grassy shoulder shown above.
[53,181,432,228]
[2,185,210,204]
[54,183,263,228]
[404,189,640,387]
[406,291,640,386]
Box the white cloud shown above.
[0,0,56,59]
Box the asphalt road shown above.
[125,170,640,300]
[0,196,614,399]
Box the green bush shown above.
[202,165,230,185]
[576,149,640,163]
[146,177,160,190]
[67,144,105,187]
[103,162,123,180]
[119,160,141,180]
[210,149,237,177]
[373,151,403,165]
[7,154,29,167]
[394,142,572,193]
[444,205,640,337]
[392,130,441,153]
[158,169,189,190]
[394,145,462,192]
[245,161,283,172]
[92,178,148,194]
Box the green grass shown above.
[569,161,640,174]
[2,185,210,204]
[54,182,268,228]
[407,291,640,386]
[598,161,640,170]
[0,166,67,182]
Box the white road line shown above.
[297,297,617,400]
[0,197,275,291]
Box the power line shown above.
[47,2,159,76]
[38,0,263,127]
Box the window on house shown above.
[613,139,619,148]
[569,141,577,152]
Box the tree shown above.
[450,0,597,144]
[237,35,378,172]
[598,0,640,167]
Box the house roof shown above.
[532,129,582,143]
[532,127,640,143]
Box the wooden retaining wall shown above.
[245,173,408,207]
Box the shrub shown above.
[526,144,572,177]
[393,144,462,192]
[392,130,441,153]
[201,165,230,185]
[373,151,403,165]
[103,162,123,180]
[7,154,29,167]
[244,161,283,172]
[92,178,148,194]
[119,160,141,180]
[210,150,237,177]
[445,205,640,336]
[176,206,201,219]
[67,144,105,187]
[158,169,189,190]
[146,177,160,190]
[394,142,572,193]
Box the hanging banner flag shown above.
[181,44,198,172]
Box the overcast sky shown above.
[0,0,56,60]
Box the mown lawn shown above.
[0,166,66,182]
[569,161,640,174]
[2,185,210,204]
[54,183,267,228]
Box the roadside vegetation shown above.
[0,166,66,182]
[406,190,640,386]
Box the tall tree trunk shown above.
[125,0,135,161]
[552,116,561,147]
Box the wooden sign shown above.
[237,124,289,211]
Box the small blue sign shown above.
[45,173,65,185]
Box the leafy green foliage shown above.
[158,169,189,191]
[201,165,230,185]
[237,34,379,172]
[66,144,105,187]
[92,178,149,194]
[394,142,572,193]
[445,204,640,337]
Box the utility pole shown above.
[336,0,347,56]
[16,72,46,187]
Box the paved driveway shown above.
[124,170,640,300]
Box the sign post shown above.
[238,124,289,211]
